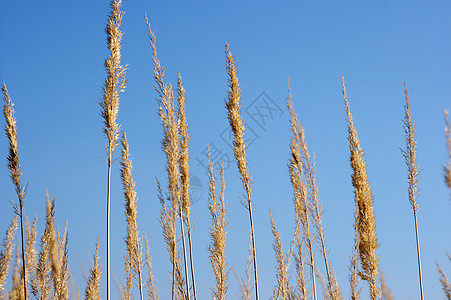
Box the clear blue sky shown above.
[1,0,450,299]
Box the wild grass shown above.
[99,0,126,298]
[287,81,317,300]
[401,84,424,300]
[342,78,380,300]
[2,80,27,299]
[225,42,260,300]
[120,132,144,300]
[207,149,229,300]
[1,1,451,299]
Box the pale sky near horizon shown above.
[1,1,451,299]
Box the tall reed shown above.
[177,72,197,300]
[146,15,189,300]
[99,0,126,298]
[224,42,259,300]
[0,216,18,296]
[2,80,27,299]
[207,149,229,300]
[286,82,316,300]
[157,179,186,300]
[289,80,341,300]
[401,83,424,299]
[342,77,380,300]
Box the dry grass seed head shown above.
[269,209,292,300]
[144,235,159,300]
[85,240,101,300]
[207,151,229,300]
[437,261,451,299]
[342,77,380,300]
[402,84,420,212]
[100,0,126,161]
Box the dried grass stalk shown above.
[269,209,293,300]
[293,231,307,300]
[144,235,159,300]
[234,232,255,300]
[121,132,144,300]
[437,261,451,299]
[0,216,18,296]
[401,83,424,300]
[147,15,190,299]
[286,82,317,300]
[100,1,126,298]
[177,73,197,300]
[342,77,380,300]
[207,150,229,300]
[288,80,341,300]
[224,42,259,300]
[32,197,54,299]
[157,179,186,300]
[54,223,69,299]
[2,79,27,299]
[23,216,37,295]
[85,239,102,300]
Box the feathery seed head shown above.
[402,84,420,213]
[85,240,101,300]
[100,0,126,162]
[342,77,380,300]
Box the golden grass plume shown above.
[85,239,101,300]
[342,77,380,300]
[224,42,259,300]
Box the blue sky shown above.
[1,0,451,299]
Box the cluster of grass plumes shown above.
[3,1,451,299]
